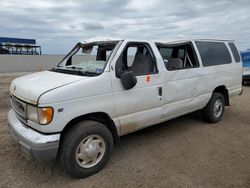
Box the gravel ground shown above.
[0,73,249,188]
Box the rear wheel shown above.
[202,92,225,123]
[59,120,113,178]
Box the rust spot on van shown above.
[121,122,139,135]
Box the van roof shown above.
[80,37,235,44]
[162,39,234,45]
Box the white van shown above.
[8,39,242,178]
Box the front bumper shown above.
[8,109,60,161]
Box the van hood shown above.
[10,71,84,104]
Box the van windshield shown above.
[52,41,119,76]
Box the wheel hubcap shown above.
[213,99,223,118]
[75,135,106,168]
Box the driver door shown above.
[110,41,163,135]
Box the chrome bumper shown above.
[8,109,60,161]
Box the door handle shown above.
[158,87,162,97]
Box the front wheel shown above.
[59,120,113,178]
[202,92,225,123]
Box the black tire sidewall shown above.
[203,92,225,123]
[60,120,113,178]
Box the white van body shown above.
[8,39,242,177]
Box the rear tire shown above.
[202,92,225,123]
[59,120,113,178]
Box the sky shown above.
[0,0,250,54]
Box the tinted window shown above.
[228,43,241,62]
[195,41,232,66]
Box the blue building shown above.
[0,37,41,55]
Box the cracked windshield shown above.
[57,42,118,76]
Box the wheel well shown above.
[213,85,229,106]
[60,112,119,145]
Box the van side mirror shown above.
[120,71,137,90]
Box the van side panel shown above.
[193,41,242,99]
[160,40,242,123]
[161,68,211,121]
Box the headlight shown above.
[27,105,54,125]
[27,105,39,124]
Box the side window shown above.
[157,43,199,71]
[159,48,173,59]
[127,47,137,67]
[178,49,185,59]
[195,41,232,66]
[116,43,157,77]
[228,43,241,63]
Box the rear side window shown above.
[228,43,241,62]
[156,43,199,71]
[158,48,173,59]
[195,41,232,66]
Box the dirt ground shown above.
[0,73,249,188]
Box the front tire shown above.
[202,92,225,123]
[59,120,113,178]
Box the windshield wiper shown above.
[66,66,101,76]
[66,67,100,76]
[51,67,100,77]
[80,71,100,76]
[65,66,83,70]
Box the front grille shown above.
[10,95,27,119]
